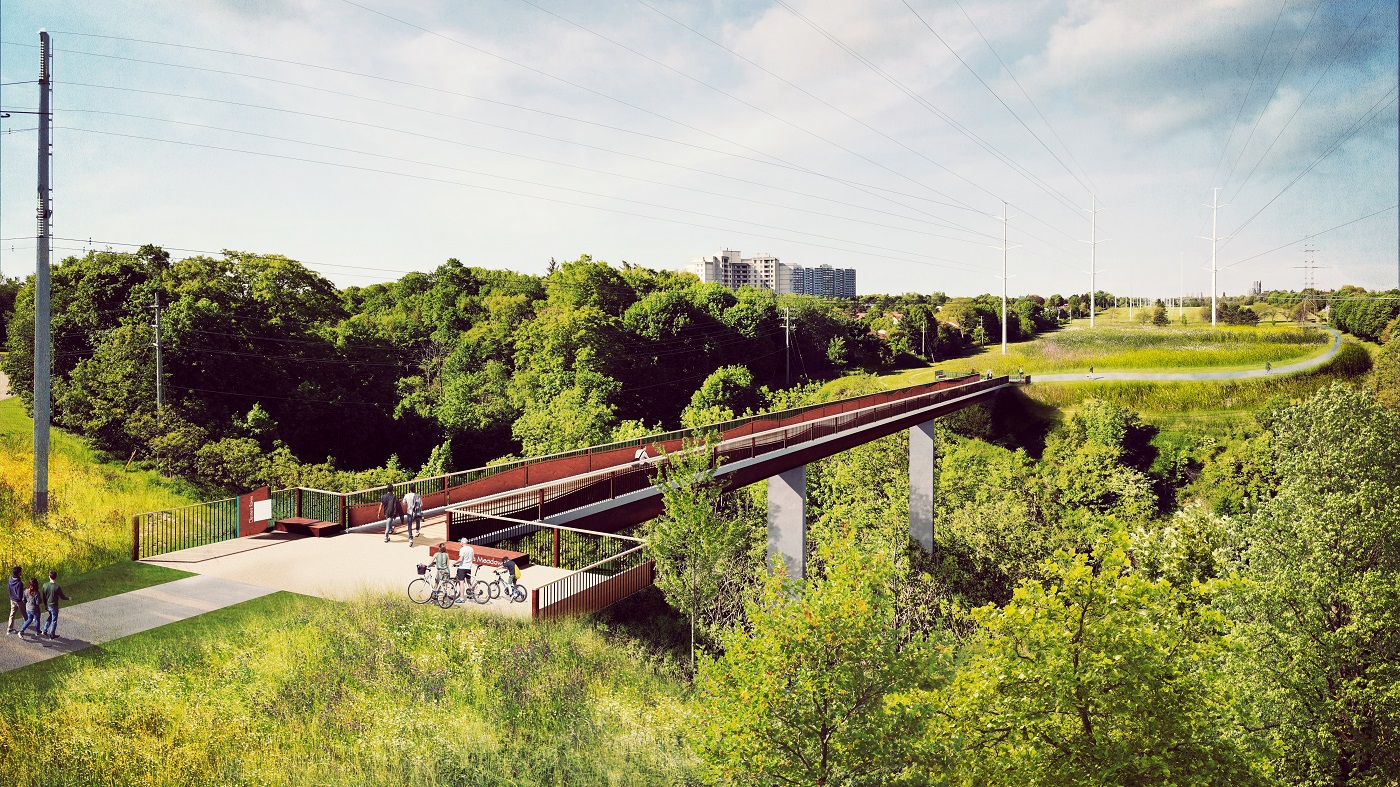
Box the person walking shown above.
[379,484,402,543]
[1087,365,1094,379]
[40,570,70,640]
[7,566,22,634]
[1265,361,1272,374]
[402,488,423,543]
[17,578,41,638]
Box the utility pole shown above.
[151,292,164,420]
[32,30,53,517]
[990,202,1018,353]
[1080,194,1102,328]
[1179,252,1184,318]
[784,307,792,386]
[1200,187,1228,327]
[920,323,926,358]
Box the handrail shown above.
[438,510,646,543]
[327,373,980,499]
[135,495,238,519]
[535,544,649,593]
[444,375,1001,517]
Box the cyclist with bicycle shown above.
[501,556,520,593]
[432,542,452,591]
[453,538,476,605]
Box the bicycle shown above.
[473,566,527,604]
[408,564,459,608]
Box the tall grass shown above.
[1022,343,1371,415]
[0,399,199,577]
[0,592,696,786]
[882,325,1331,385]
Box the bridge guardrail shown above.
[132,496,240,560]
[533,545,653,620]
[132,375,991,559]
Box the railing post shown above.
[538,489,545,520]
[531,587,539,619]
[338,495,346,528]
[553,527,560,568]
[294,488,303,519]
[131,515,140,561]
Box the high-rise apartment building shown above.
[686,249,793,294]
[790,264,857,298]
[686,251,855,298]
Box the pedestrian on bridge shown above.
[380,485,404,543]
[402,489,423,543]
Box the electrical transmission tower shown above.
[1080,194,1104,328]
[1293,246,1329,323]
[1198,188,1229,327]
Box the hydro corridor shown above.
[135,373,1024,619]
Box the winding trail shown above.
[1031,327,1341,382]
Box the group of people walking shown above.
[379,484,426,544]
[7,566,70,640]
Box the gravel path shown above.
[1032,327,1341,382]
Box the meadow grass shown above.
[1018,342,1373,436]
[0,591,697,786]
[879,322,1330,386]
[0,398,200,578]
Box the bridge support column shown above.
[767,465,806,579]
[909,420,936,553]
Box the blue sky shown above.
[0,0,1395,297]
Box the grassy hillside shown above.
[882,323,1330,384]
[0,397,200,576]
[0,591,696,786]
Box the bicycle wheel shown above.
[472,581,489,604]
[408,578,432,604]
[509,584,527,604]
[437,581,459,609]
[488,580,501,600]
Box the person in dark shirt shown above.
[40,570,71,640]
[7,565,22,635]
[378,485,402,543]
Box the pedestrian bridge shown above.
[134,373,1021,616]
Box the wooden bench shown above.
[276,516,344,538]
[428,542,530,570]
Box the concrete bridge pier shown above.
[908,420,936,553]
[767,465,806,579]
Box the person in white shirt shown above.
[402,490,423,543]
[634,446,650,465]
[454,538,476,604]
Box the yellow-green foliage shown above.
[0,399,198,576]
[0,592,696,786]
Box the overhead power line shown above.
[1223,204,1399,268]
[949,0,1097,193]
[59,125,993,274]
[897,0,1093,196]
[1220,85,1398,250]
[51,106,1002,248]
[11,40,989,235]
[771,0,1087,216]
[1219,0,1328,196]
[328,0,990,236]
[514,0,989,217]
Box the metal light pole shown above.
[33,30,53,516]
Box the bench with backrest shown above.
[276,516,344,538]
[428,542,530,570]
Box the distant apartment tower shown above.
[686,249,793,294]
[790,264,856,299]
[1250,280,1263,296]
